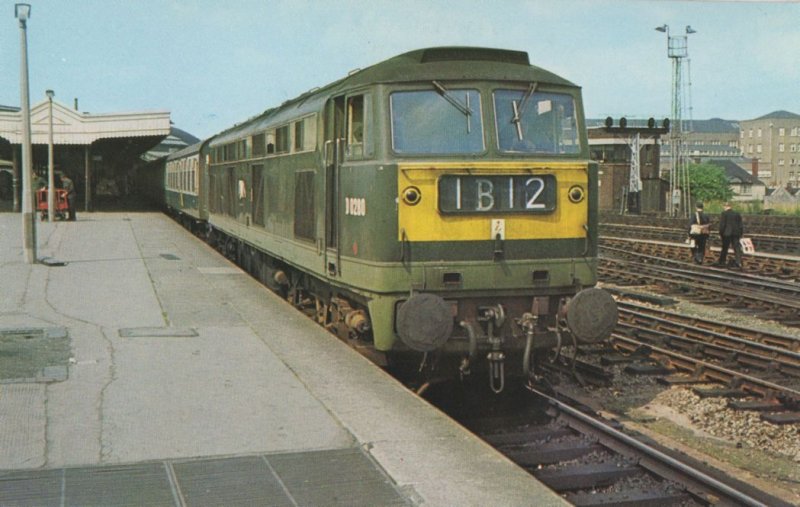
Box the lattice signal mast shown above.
[656,24,696,217]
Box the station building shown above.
[738,111,800,188]
[660,118,741,171]
[0,99,172,212]
[589,112,800,211]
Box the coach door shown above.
[324,96,345,277]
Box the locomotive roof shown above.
[209,47,578,147]
[344,47,577,88]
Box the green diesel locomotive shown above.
[164,47,617,392]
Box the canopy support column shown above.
[84,145,91,211]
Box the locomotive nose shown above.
[565,288,618,344]
[396,293,454,352]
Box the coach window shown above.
[208,171,218,213]
[252,165,264,226]
[346,94,372,160]
[226,167,237,217]
[298,115,317,152]
[294,121,304,152]
[225,143,237,162]
[252,134,266,157]
[294,171,315,240]
[276,126,290,154]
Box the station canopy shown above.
[0,99,169,147]
[0,99,171,210]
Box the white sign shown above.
[345,197,366,216]
[491,219,505,240]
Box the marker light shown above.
[568,185,585,203]
[402,186,421,205]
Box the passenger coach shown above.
[163,142,203,230]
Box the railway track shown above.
[599,244,800,326]
[600,212,800,238]
[607,332,800,420]
[616,301,800,381]
[453,385,791,506]
[616,300,800,352]
[601,223,800,256]
[601,236,800,280]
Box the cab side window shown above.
[346,94,372,160]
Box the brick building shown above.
[738,111,800,188]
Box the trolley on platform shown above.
[36,188,69,220]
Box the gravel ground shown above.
[643,387,800,462]
[563,283,800,502]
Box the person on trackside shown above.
[715,202,743,268]
[688,201,710,264]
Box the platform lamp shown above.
[47,89,55,223]
[16,3,36,263]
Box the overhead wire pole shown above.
[684,57,694,211]
[656,24,696,218]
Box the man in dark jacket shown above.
[60,174,77,221]
[688,202,710,264]
[715,202,743,268]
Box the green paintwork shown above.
[165,189,200,218]
[170,47,600,353]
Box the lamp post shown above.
[16,3,36,263]
[46,89,55,223]
[655,24,696,218]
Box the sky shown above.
[1,0,798,140]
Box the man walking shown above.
[688,202,710,264]
[60,174,77,221]
[715,202,743,268]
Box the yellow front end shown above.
[397,162,589,243]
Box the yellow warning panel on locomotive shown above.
[398,162,588,242]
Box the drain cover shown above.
[0,327,71,382]
[119,328,198,338]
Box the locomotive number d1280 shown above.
[437,174,556,213]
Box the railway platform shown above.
[0,213,566,506]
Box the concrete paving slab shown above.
[0,384,46,469]
[101,325,352,464]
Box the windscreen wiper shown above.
[432,80,472,133]
[512,82,538,141]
